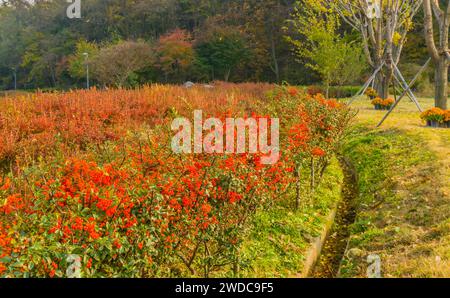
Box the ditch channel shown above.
[310,156,359,278]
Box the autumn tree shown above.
[423,0,449,110]
[156,29,195,82]
[91,41,154,87]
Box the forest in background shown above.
[0,0,432,91]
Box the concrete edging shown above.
[298,201,340,278]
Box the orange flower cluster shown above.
[371,97,394,107]
[286,93,348,159]
[421,107,450,124]
[0,139,292,277]
[365,87,378,98]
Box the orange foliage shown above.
[0,83,273,167]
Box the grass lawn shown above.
[341,96,450,277]
[233,95,449,278]
[239,158,344,278]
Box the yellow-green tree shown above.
[68,40,99,82]
[287,1,365,97]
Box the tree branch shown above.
[424,0,441,61]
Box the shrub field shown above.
[0,84,353,277]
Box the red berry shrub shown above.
[0,85,353,277]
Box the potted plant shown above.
[365,87,378,100]
[421,108,450,128]
[371,97,394,110]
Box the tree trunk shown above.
[269,22,280,83]
[423,0,450,110]
[224,68,231,82]
[374,65,394,99]
[435,57,449,110]
[375,74,389,99]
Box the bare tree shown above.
[424,0,449,110]
[323,0,422,99]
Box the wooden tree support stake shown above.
[377,58,431,127]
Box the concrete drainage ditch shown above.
[300,156,359,278]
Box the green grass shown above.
[239,158,344,277]
[234,96,449,278]
[339,97,450,278]
[232,96,449,278]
